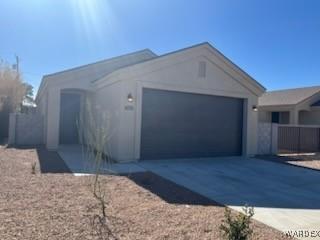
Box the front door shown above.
[59,92,81,144]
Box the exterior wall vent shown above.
[198,61,206,78]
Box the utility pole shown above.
[15,55,20,74]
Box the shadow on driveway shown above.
[126,171,221,206]
[137,158,320,210]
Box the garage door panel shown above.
[140,88,243,160]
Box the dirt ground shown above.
[258,153,320,171]
[284,154,320,170]
[0,146,291,240]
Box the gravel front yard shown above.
[0,146,290,239]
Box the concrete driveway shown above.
[137,157,320,238]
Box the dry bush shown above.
[78,96,118,240]
[0,61,26,112]
[31,162,37,175]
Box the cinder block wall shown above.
[8,113,44,145]
[257,122,278,155]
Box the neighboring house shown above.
[258,86,320,125]
[36,42,265,162]
[21,99,37,114]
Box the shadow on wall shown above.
[126,171,222,206]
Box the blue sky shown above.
[1,0,320,94]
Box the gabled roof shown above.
[37,42,266,100]
[258,86,320,107]
[43,49,157,80]
[36,49,157,101]
[93,42,266,96]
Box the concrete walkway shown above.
[58,145,145,174]
[137,157,320,239]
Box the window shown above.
[271,112,280,123]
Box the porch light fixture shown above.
[252,105,258,112]
[127,93,134,102]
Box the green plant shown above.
[220,206,254,240]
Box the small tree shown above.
[0,60,29,140]
[220,206,254,240]
[0,61,26,112]
[78,96,117,240]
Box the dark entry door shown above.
[140,88,244,160]
[59,92,81,144]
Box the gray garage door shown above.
[140,88,243,160]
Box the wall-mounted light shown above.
[252,105,258,112]
[127,93,134,103]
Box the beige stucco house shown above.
[258,86,320,125]
[36,42,265,162]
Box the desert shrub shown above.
[0,62,25,112]
[78,97,118,240]
[31,162,36,175]
[0,60,34,139]
[220,206,254,240]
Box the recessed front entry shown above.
[59,92,81,144]
[140,88,244,160]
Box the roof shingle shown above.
[258,86,320,107]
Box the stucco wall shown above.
[299,109,320,125]
[41,76,93,150]
[259,111,290,124]
[93,81,123,160]
[37,52,155,150]
[259,111,271,123]
[36,92,48,143]
[94,52,261,162]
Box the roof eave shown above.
[258,104,296,111]
[94,42,266,97]
[203,42,266,95]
